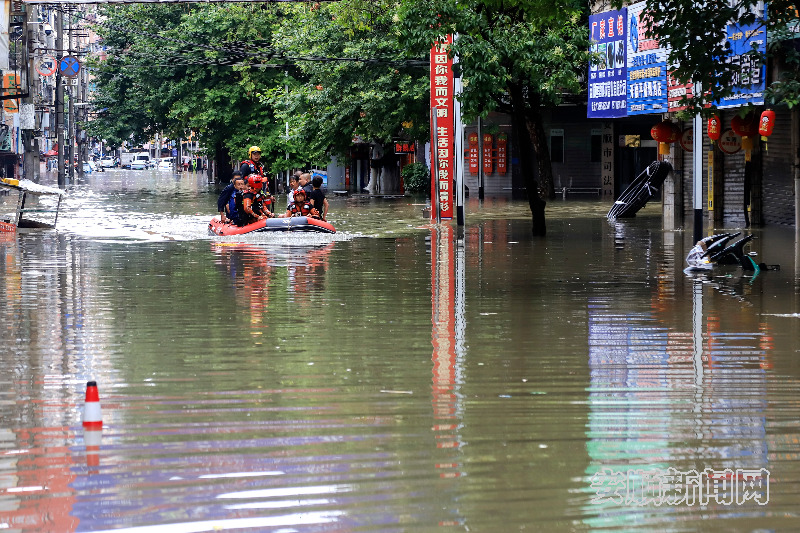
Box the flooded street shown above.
[2,169,800,532]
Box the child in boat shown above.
[308,175,329,221]
[280,188,321,219]
[242,175,275,224]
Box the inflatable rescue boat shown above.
[209,215,336,236]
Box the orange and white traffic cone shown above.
[82,380,103,429]
[84,428,102,469]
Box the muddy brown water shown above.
[1,169,799,531]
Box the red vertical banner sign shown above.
[467,132,479,174]
[496,133,508,174]
[430,35,454,220]
[482,133,493,174]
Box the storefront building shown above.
[589,1,800,229]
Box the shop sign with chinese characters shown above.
[496,133,508,175]
[394,141,415,155]
[667,72,693,112]
[467,132,479,174]
[601,122,614,197]
[626,2,667,115]
[588,9,628,118]
[430,35,454,219]
[482,134,493,174]
[717,19,766,108]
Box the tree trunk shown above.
[215,142,233,184]
[509,84,547,236]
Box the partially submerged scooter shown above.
[685,232,779,274]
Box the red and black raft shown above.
[209,216,336,236]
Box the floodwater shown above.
[1,168,800,532]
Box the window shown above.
[550,129,564,163]
[591,134,602,162]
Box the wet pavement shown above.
[1,168,799,531]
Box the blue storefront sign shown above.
[626,2,668,115]
[588,9,628,118]
[717,19,766,108]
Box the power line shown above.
[61,5,427,70]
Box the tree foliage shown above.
[397,0,592,234]
[87,2,431,178]
[266,0,430,164]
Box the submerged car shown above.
[99,157,115,168]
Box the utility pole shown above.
[22,6,39,182]
[692,83,703,244]
[56,7,64,186]
[67,8,75,181]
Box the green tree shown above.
[87,4,288,180]
[266,0,430,166]
[398,0,592,235]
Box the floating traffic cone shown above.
[84,428,102,469]
[82,380,102,429]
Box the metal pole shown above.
[23,8,38,181]
[692,83,703,244]
[453,64,465,226]
[477,116,484,200]
[56,8,64,186]
[67,9,74,181]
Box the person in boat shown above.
[218,170,243,224]
[240,146,274,214]
[308,175,329,221]
[299,172,314,196]
[225,175,248,226]
[280,188,321,219]
[286,174,301,207]
[240,146,264,178]
[242,175,275,224]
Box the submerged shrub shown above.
[402,162,430,194]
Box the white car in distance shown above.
[130,153,151,170]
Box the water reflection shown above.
[585,275,770,528]
[430,224,465,527]
[1,178,800,531]
[211,242,335,334]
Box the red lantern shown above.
[651,120,677,155]
[730,113,758,138]
[758,109,775,137]
[759,109,776,152]
[731,113,758,161]
[707,115,722,141]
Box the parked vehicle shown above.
[82,162,93,173]
[120,152,135,169]
[130,153,151,170]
